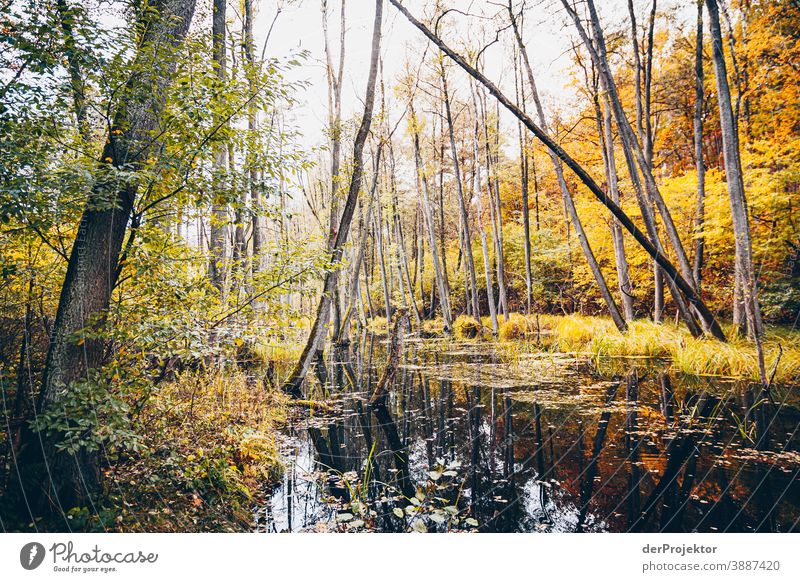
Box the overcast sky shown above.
[259,0,583,152]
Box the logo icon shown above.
[20,542,46,570]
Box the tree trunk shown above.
[410,100,453,331]
[209,0,228,294]
[337,152,382,343]
[244,0,260,278]
[563,0,710,338]
[508,4,627,331]
[388,134,422,326]
[479,92,509,321]
[706,0,766,383]
[282,0,383,396]
[373,187,392,322]
[56,0,90,142]
[470,82,499,336]
[513,42,534,314]
[692,0,706,291]
[322,0,347,336]
[17,0,196,515]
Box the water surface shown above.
[256,335,800,533]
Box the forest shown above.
[1,0,799,533]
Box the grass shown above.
[398,310,800,384]
[547,314,800,383]
[102,369,288,532]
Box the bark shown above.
[337,152,381,343]
[706,0,766,383]
[479,92,509,320]
[388,135,422,325]
[281,0,383,396]
[509,4,627,331]
[593,87,635,322]
[322,0,347,334]
[390,0,726,341]
[410,100,453,331]
[56,0,89,141]
[441,64,481,328]
[577,1,697,286]
[18,0,196,514]
[513,42,534,314]
[209,0,228,293]
[692,0,706,291]
[629,0,663,321]
[373,186,392,321]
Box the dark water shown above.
[256,335,800,533]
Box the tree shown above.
[389,0,726,341]
[13,0,197,515]
[508,2,627,332]
[282,0,383,396]
[441,61,481,328]
[706,0,766,384]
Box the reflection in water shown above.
[256,335,800,533]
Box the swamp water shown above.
[256,335,800,533]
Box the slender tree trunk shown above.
[441,64,481,328]
[16,0,196,515]
[282,0,383,395]
[390,0,726,342]
[562,0,710,338]
[244,0,260,278]
[209,0,228,294]
[373,187,392,322]
[410,101,453,331]
[594,88,635,322]
[56,0,90,142]
[337,152,381,342]
[389,137,421,325]
[692,0,706,291]
[322,0,347,336]
[479,92,509,320]
[435,113,452,308]
[470,82,499,336]
[706,0,766,383]
[509,5,626,331]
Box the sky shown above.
[258,0,582,152]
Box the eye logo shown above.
[20,542,46,570]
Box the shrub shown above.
[454,315,483,339]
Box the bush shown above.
[498,313,532,340]
[454,315,483,339]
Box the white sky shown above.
[258,0,582,152]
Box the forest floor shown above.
[92,371,289,532]
[54,313,799,532]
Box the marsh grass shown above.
[396,311,800,384]
[531,313,799,383]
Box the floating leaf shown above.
[393,507,404,518]
[429,512,446,524]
